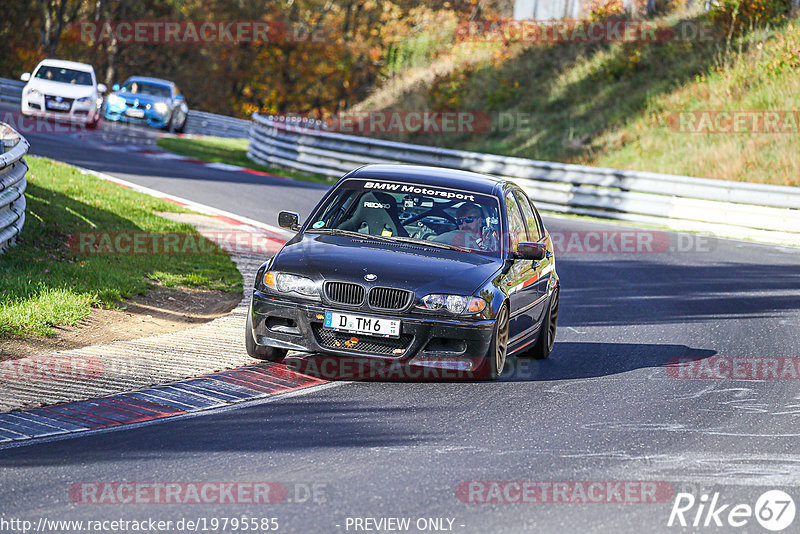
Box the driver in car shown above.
[433,202,497,251]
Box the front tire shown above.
[164,112,175,133]
[175,111,187,133]
[525,288,559,360]
[245,305,287,362]
[484,303,509,380]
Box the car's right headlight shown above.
[153,102,169,115]
[26,88,41,98]
[418,294,486,314]
[263,271,320,298]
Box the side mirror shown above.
[514,242,546,261]
[278,211,300,231]
[97,83,107,93]
[175,94,185,101]
[20,73,31,82]
[112,83,120,91]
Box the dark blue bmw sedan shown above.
[245,164,559,380]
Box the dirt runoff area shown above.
[0,285,241,360]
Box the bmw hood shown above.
[272,233,502,296]
[114,92,166,106]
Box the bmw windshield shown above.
[120,80,172,98]
[306,178,503,257]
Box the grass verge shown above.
[356,11,800,186]
[156,136,335,185]
[0,156,242,338]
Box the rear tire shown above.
[245,305,287,362]
[525,288,559,360]
[483,304,509,380]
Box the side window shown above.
[505,191,527,252]
[514,190,542,241]
[531,204,545,239]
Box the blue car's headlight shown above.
[419,294,486,314]
[153,102,169,115]
[106,94,124,107]
[263,271,320,298]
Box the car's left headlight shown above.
[76,96,92,104]
[263,271,320,298]
[419,294,486,314]
[153,102,169,115]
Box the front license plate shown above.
[46,101,70,111]
[126,108,145,118]
[324,311,400,339]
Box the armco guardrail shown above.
[0,77,248,138]
[0,78,24,105]
[248,112,800,245]
[183,110,250,138]
[0,123,29,254]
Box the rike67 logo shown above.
[668,490,796,531]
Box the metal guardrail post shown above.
[247,112,800,246]
[0,123,30,254]
[0,78,25,105]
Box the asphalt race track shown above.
[3,114,800,533]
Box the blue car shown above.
[104,76,188,132]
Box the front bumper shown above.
[250,291,495,378]
[104,104,169,128]
[21,97,97,124]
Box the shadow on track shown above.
[557,259,800,327]
[0,392,440,466]
[500,341,716,382]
